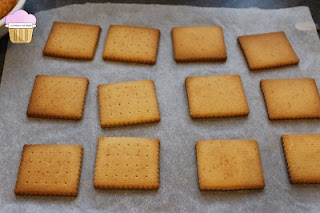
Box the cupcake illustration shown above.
[5,10,36,43]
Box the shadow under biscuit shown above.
[94,188,158,195]
[174,60,227,66]
[100,122,160,132]
[15,195,77,202]
[26,117,84,124]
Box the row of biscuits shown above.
[43,22,299,70]
[26,75,320,124]
[14,134,320,196]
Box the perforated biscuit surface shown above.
[238,31,299,70]
[98,80,160,127]
[43,22,101,60]
[15,144,83,196]
[260,78,320,119]
[103,25,160,64]
[282,134,320,183]
[186,75,249,118]
[27,75,89,120]
[94,137,160,189]
[172,26,227,62]
[196,140,265,190]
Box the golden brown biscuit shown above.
[260,78,320,120]
[0,0,16,20]
[98,80,160,127]
[94,137,160,190]
[43,22,101,60]
[171,26,227,62]
[27,75,89,120]
[103,25,160,64]
[196,139,265,190]
[15,144,83,196]
[186,75,249,118]
[282,134,320,184]
[238,31,299,70]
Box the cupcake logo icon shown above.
[5,10,36,43]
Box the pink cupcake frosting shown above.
[5,10,36,25]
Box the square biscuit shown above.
[196,139,265,190]
[94,137,160,190]
[282,134,320,184]
[260,78,320,120]
[98,80,160,127]
[186,75,249,118]
[103,25,160,64]
[171,26,227,62]
[27,75,89,120]
[15,144,83,196]
[238,31,299,70]
[43,22,101,60]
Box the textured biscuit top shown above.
[27,75,89,120]
[171,25,227,62]
[43,22,101,60]
[186,75,249,118]
[260,78,320,120]
[282,134,320,184]
[98,80,160,127]
[14,144,83,196]
[238,31,299,70]
[103,25,160,64]
[94,137,160,190]
[196,139,265,190]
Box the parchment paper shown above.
[1,3,320,212]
